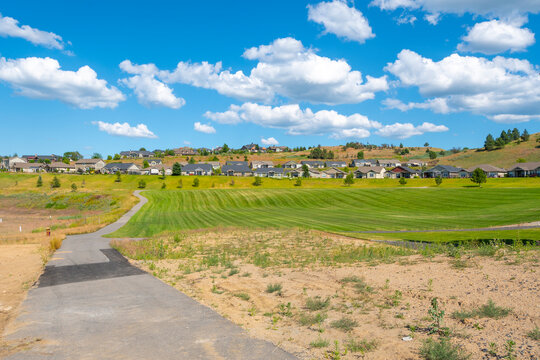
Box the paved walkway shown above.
[4,191,296,360]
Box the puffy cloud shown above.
[458,20,535,54]
[261,137,279,145]
[0,14,64,49]
[93,121,157,138]
[194,122,216,134]
[0,57,125,108]
[153,37,387,105]
[204,102,382,138]
[376,122,448,138]
[384,49,540,122]
[307,0,375,43]
[119,60,185,109]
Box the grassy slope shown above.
[110,187,540,238]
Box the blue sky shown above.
[0,0,539,157]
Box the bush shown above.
[399,177,407,185]
[294,178,302,187]
[192,178,200,187]
[420,338,470,360]
[435,176,442,186]
[330,317,358,332]
[310,338,330,348]
[36,175,43,187]
[253,177,262,186]
[71,183,77,192]
[161,183,166,189]
[298,312,327,327]
[344,172,354,186]
[266,283,282,294]
[452,300,511,320]
[345,338,377,353]
[50,176,61,188]
[115,171,121,182]
[138,179,146,189]
[305,296,330,311]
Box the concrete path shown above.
[345,221,540,234]
[4,191,296,360]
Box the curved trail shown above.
[344,221,540,234]
[4,191,295,360]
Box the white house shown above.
[354,166,386,179]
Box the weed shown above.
[428,298,448,335]
[452,300,511,320]
[488,342,498,356]
[427,279,433,292]
[233,292,250,301]
[391,290,403,307]
[266,283,282,294]
[310,337,329,348]
[326,341,347,360]
[228,268,239,276]
[247,306,257,317]
[451,259,470,269]
[277,302,293,317]
[330,317,358,332]
[505,340,516,360]
[527,327,540,340]
[241,272,251,277]
[211,285,224,294]
[298,312,327,327]
[420,338,470,360]
[341,276,374,294]
[345,338,377,353]
[305,296,330,311]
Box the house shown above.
[268,146,288,152]
[283,161,300,168]
[405,160,427,168]
[6,156,26,170]
[173,147,197,156]
[387,166,420,179]
[145,158,162,166]
[13,163,44,173]
[308,169,323,178]
[181,163,213,176]
[241,143,258,152]
[325,161,347,168]
[201,161,221,170]
[221,164,253,176]
[423,165,462,178]
[284,169,302,177]
[507,162,540,177]
[322,167,347,179]
[148,165,173,176]
[226,161,249,167]
[350,159,377,167]
[254,167,284,179]
[22,154,59,163]
[102,163,141,174]
[75,159,106,173]
[378,159,401,168]
[301,160,324,168]
[119,150,154,158]
[46,162,76,173]
[354,166,386,179]
[0,158,7,170]
[251,160,274,169]
[463,164,507,178]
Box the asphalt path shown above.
[4,191,296,360]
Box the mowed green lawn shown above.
[110,187,540,238]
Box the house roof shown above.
[104,162,139,170]
[14,163,43,169]
[254,167,284,174]
[75,158,103,165]
[391,166,419,173]
[352,159,377,165]
[283,160,298,164]
[378,159,400,164]
[325,161,347,166]
[222,164,252,173]
[182,163,213,172]
[508,162,540,171]
[425,165,462,173]
[251,160,274,165]
[301,160,324,165]
[323,167,347,174]
[465,164,506,173]
[48,162,75,169]
[226,161,248,166]
[149,164,171,171]
[354,166,385,173]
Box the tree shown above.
[252,176,262,186]
[160,168,166,180]
[63,151,82,161]
[36,175,43,187]
[511,128,520,141]
[471,168,487,187]
[71,183,77,192]
[92,153,103,159]
[500,130,509,144]
[429,151,437,159]
[222,143,230,153]
[399,177,407,185]
[521,129,530,141]
[138,179,146,189]
[62,157,71,164]
[294,178,302,187]
[172,162,182,176]
[107,155,112,160]
[344,172,354,186]
[161,183,166,189]
[188,157,196,164]
[435,176,442,186]
[143,160,150,168]
[51,176,61,188]
[484,134,495,151]
[214,167,222,176]
[302,164,310,178]
[357,151,364,159]
[115,171,121,182]
[192,177,200,187]
[424,142,429,147]
[139,147,146,151]
[177,179,183,188]
[399,143,403,148]
[113,154,121,160]
[439,150,445,155]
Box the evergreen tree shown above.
[399,177,407,185]
[294,178,302,187]
[495,137,506,148]
[252,176,262,186]
[192,177,200,187]
[115,171,121,182]
[357,151,364,159]
[143,160,149,168]
[500,130,509,144]
[521,129,530,141]
[113,154,121,160]
[172,162,182,176]
[36,175,43,187]
[435,176,442,186]
[484,134,495,151]
[471,168,487,187]
[138,179,146,189]
[302,164,310,178]
[188,157,196,164]
[71,183,77,192]
[344,172,354,186]
[511,128,520,141]
[51,176,61,188]
[429,151,437,159]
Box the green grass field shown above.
[109,187,540,239]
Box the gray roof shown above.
[351,159,377,165]
[392,166,419,173]
[254,167,284,174]
[465,164,506,173]
[424,165,462,173]
[226,161,249,166]
[222,164,252,173]
[182,163,213,172]
[75,158,103,164]
[325,161,347,167]
[354,166,385,173]
[301,160,324,165]
[508,162,540,171]
[103,162,139,170]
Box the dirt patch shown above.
[118,229,540,360]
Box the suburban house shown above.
[102,163,141,174]
[308,169,323,178]
[22,154,59,163]
[75,159,106,173]
[378,159,401,168]
[283,161,300,168]
[350,159,377,167]
[241,143,258,152]
[254,167,284,178]
[174,147,197,156]
[145,158,162,166]
[6,156,27,170]
[322,167,347,179]
[221,164,253,176]
[354,166,386,179]
[181,163,213,176]
[284,169,302,177]
[462,164,507,178]
[46,162,76,173]
[120,150,154,158]
[405,160,427,168]
[226,161,249,167]
[387,166,420,179]
[148,165,172,176]
[202,161,221,170]
[0,158,7,170]
[423,165,462,178]
[251,160,274,169]
[13,163,44,173]
[268,146,288,152]
[301,160,324,168]
[507,162,540,177]
[325,161,347,168]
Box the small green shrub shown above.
[420,338,470,360]
[234,292,250,301]
[228,268,239,276]
[345,338,377,353]
[310,337,330,348]
[305,296,330,311]
[330,317,358,332]
[138,179,146,189]
[266,283,282,294]
[452,300,511,320]
[527,327,540,341]
[298,312,327,327]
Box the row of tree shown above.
[484,128,529,151]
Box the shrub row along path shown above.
[4,191,295,360]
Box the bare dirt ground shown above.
[117,229,540,360]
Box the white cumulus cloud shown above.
[458,20,535,54]
[261,137,279,146]
[384,49,540,122]
[0,14,65,49]
[0,57,125,108]
[119,60,185,109]
[194,122,216,134]
[307,0,375,43]
[376,122,448,138]
[93,121,157,138]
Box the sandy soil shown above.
[0,244,44,356]
[125,230,540,360]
